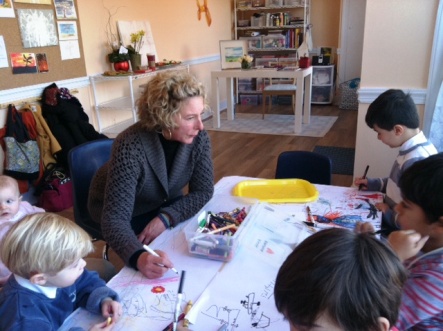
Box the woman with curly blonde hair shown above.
[88,71,214,279]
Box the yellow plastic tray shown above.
[233,179,319,203]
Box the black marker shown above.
[358,165,369,191]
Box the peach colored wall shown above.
[354,0,438,180]
[310,0,340,49]
[78,0,232,75]
[361,0,436,88]
[76,0,232,127]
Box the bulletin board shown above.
[0,1,86,91]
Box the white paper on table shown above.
[185,249,288,331]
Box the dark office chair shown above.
[275,151,332,185]
[68,139,113,259]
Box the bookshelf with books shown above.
[234,0,310,105]
[235,0,310,56]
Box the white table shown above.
[61,176,383,331]
[210,67,313,134]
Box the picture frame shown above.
[57,21,78,41]
[219,40,248,70]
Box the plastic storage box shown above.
[262,34,286,48]
[184,195,256,262]
[266,0,283,6]
[239,36,262,49]
[240,94,259,105]
[284,0,300,5]
[237,0,252,8]
[251,15,266,27]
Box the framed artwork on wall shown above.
[219,40,248,70]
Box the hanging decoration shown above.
[196,0,211,27]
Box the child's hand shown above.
[388,230,429,261]
[354,221,375,234]
[375,202,389,213]
[354,177,368,190]
[89,319,114,331]
[101,298,122,324]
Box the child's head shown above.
[0,213,93,286]
[366,89,419,130]
[274,228,407,331]
[0,175,21,222]
[395,153,443,233]
[365,89,419,147]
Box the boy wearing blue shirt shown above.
[0,213,122,331]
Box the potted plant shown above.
[127,30,145,71]
[107,50,130,71]
[238,54,254,69]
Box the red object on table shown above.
[299,57,311,68]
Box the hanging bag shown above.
[35,163,73,212]
[3,104,40,180]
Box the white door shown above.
[338,0,366,84]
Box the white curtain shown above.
[429,82,443,151]
[424,0,443,152]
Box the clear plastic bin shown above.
[284,0,300,5]
[251,15,266,27]
[262,34,286,48]
[184,195,256,262]
[239,36,262,49]
[266,0,283,6]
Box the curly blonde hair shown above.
[0,213,93,278]
[136,70,208,131]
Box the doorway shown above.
[338,0,366,84]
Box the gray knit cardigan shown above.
[88,122,214,265]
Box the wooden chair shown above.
[262,78,297,119]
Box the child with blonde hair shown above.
[0,213,122,331]
[0,175,44,285]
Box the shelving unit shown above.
[311,64,335,104]
[234,0,310,56]
[234,0,310,105]
[89,64,189,135]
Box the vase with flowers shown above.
[238,54,254,69]
[127,29,145,71]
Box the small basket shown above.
[339,78,360,110]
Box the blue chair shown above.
[275,151,332,185]
[68,139,113,258]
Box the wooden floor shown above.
[62,102,358,272]
[208,102,357,187]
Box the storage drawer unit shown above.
[311,64,335,104]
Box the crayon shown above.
[183,300,193,327]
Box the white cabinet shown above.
[311,64,335,104]
[89,64,189,135]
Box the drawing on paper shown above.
[202,304,241,329]
[308,189,384,229]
